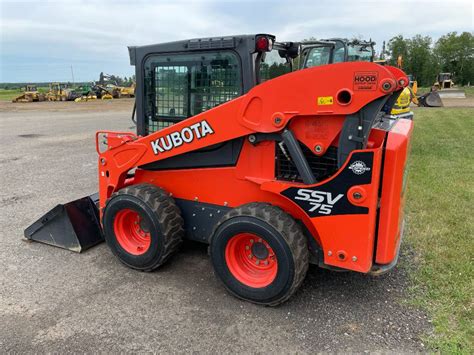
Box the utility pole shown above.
[380,41,386,60]
[70,65,75,87]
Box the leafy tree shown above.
[387,35,409,66]
[407,35,439,86]
[387,34,439,86]
[434,32,474,85]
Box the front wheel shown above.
[102,184,184,271]
[210,203,309,306]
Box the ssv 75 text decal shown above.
[295,189,344,215]
[281,152,374,217]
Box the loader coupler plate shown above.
[24,194,104,252]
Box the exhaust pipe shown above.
[24,193,104,252]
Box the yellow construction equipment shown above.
[433,73,466,99]
[434,73,454,89]
[118,83,135,98]
[374,59,414,118]
[46,83,72,101]
[12,85,45,103]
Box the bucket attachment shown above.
[418,91,443,107]
[24,193,104,252]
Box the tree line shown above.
[0,74,136,90]
[381,31,473,87]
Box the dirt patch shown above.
[441,97,474,108]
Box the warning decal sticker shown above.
[317,96,334,105]
[353,71,378,91]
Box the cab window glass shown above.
[259,50,291,83]
[304,46,332,67]
[144,51,241,133]
[333,41,345,63]
[347,44,373,62]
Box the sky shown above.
[0,0,473,83]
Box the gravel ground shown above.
[0,100,431,352]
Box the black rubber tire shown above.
[210,203,309,306]
[103,183,184,271]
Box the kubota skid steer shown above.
[25,34,413,305]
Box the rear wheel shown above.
[210,203,309,306]
[103,184,184,271]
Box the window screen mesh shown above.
[144,52,241,134]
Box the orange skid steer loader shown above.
[25,34,413,305]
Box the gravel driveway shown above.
[0,101,431,352]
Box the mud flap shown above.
[24,193,104,252]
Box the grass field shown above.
[0,87,49,101]
[405,107,473,353]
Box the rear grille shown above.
[276,143,338,183]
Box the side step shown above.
[24,193,104,252]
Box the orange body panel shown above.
[96,62,411,273]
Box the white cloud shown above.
[1,0,472,82]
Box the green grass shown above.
[0,87,50,101]
[405,107,473,353]
[0,88,22,101]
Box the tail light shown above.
[256,36,272,52]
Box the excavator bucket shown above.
[418,91,443,107]
[24,194,104,252]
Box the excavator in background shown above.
[117,82,136,98]
[12,85,46,103]
[99,72,136,98]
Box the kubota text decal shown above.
[150,120,214,155]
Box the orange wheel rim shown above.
[224,233,278,288]
[114,209,151,255]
